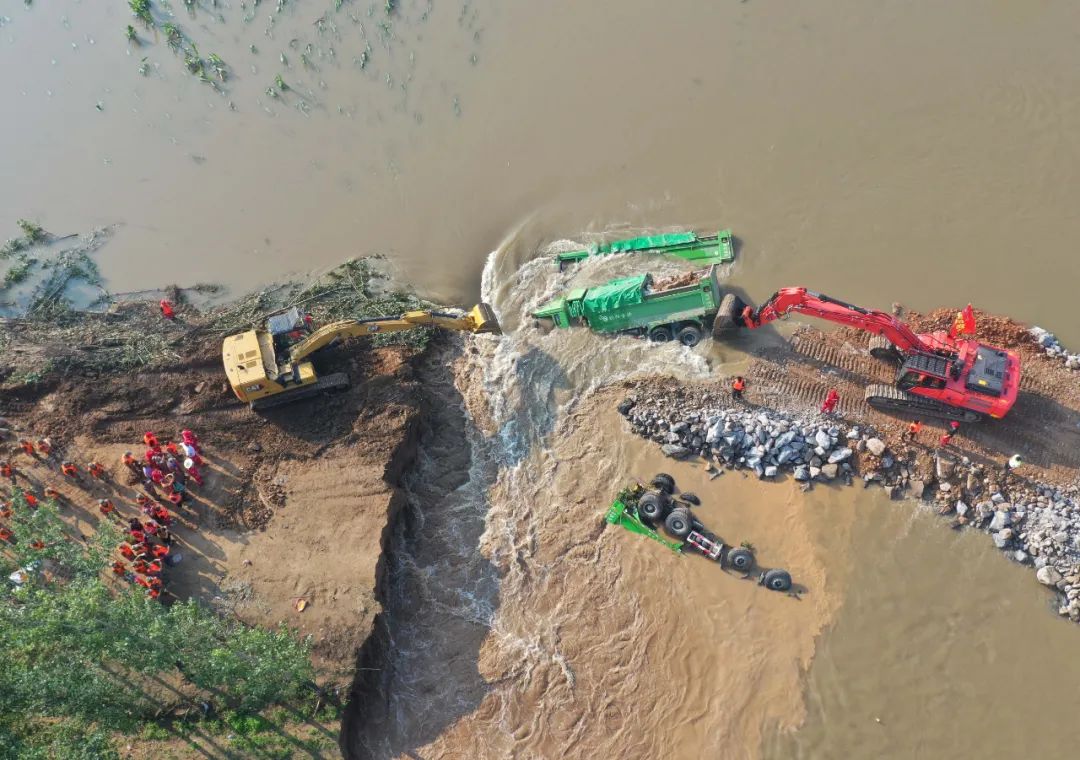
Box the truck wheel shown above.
[648,326,673,342]
[712,294,747,339]
[664,508,693,539]
[726,547,754,572]
[677,324,703,347]
[637,492,669,525]
[651,473,676,494]
[761,568,793,592]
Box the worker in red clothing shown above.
[151,543,170,560]
[731,376,746,402]
[0,526,13,542]
[820,389,840,415]
[18,439,35,456]
[87,462,107,480]
[903,419,923,442]
[61,461,80,479]
[180,429,201,455]
[98,499,116,516]
[30,539,46,551]
[0,461,14,484]
[36,438,52,456]
[159,299,175,319]
[133,559,149,574]
[949,420,961,435]
[143,431,159,449]
[938,431,954,449]
[24,493,38,509]
[121,451,140,472]
[118,542,136,560]
[165,441,181,458]
[111,560,127,576]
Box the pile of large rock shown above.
[1030,326,1080,370]
[617,392,875,485]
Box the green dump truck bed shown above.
[555,229,734,269]
[533,265,723,345]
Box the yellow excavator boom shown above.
[287,303,500,363]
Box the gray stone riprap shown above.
[617,387,1080,623]
[1030,326,1080,370]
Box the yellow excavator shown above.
[222,303,500,410]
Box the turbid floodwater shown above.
[6,2,1080,758]
[4,1,1080,341]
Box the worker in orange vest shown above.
[0,502,12,519]
[23,493,38,509]
[111,560,127,576]
[18,439,35,456]
[143,431,159,449]
[87,462,107,480]
[0,461,14,484]
[118,542,136,560]
[731,376,746,402]
[903,419,922,442]
[121,451,140,472]
[98,499,116,516]
[61,461,80,479]
[29,539,46,551]
[0,526,13,542]
[36,438,52,456]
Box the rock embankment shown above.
[617,380,1080,623]
[1029,326,1080,371]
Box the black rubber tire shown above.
[648,326,673,342]
[726,547,754,572]
[712,294,748,339]
[651,473,676,495]
[664,508,694,539]
[676,324,704,348]
[678,492,701,506]
[637,492,669,525]
[762,568,793,592]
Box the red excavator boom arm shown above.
[742,287,930,352]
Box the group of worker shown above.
[0,427,208,602]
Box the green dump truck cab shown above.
[555,229,734,270]
[533,265,723,347]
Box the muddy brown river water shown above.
[6,1,1080,758]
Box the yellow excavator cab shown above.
[222,303,500,409]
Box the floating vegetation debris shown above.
[1,220,49,260]
[274,74,289,91]
[129,0,152,26]
[125,24,137,43]
[163,22,183,49]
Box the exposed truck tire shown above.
[868,334,902,364]
[664,508,694,539]
[678,492,700,506]
[651,473,676,494]
[864,384,982,423]
[648,325,673,342]
[712,294,747,339]
[637,492,669,525]
[761,568,793,592]
[677,324,704,347]
[726,547,754,572]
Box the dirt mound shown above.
[906,307,1038,351]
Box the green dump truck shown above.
[532,265,723,347]
[554,229,734,270]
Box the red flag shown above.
[962,304,976,335]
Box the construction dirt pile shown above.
[0,328,425,691]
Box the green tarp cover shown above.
[605,232,697,253]
[582,274,647,315]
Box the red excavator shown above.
[712,288,1021,422]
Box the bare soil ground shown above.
[0,333,424,738]
[714,307,1080,484]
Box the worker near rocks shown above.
[937,431,954,449]
[821,389,840,415]
[1003,454,1023,485]
[18,439,35,457]
[903,419,922,442]
[731,376,746,402]
[0,461,14,484]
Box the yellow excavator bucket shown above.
[468,303,502,335]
